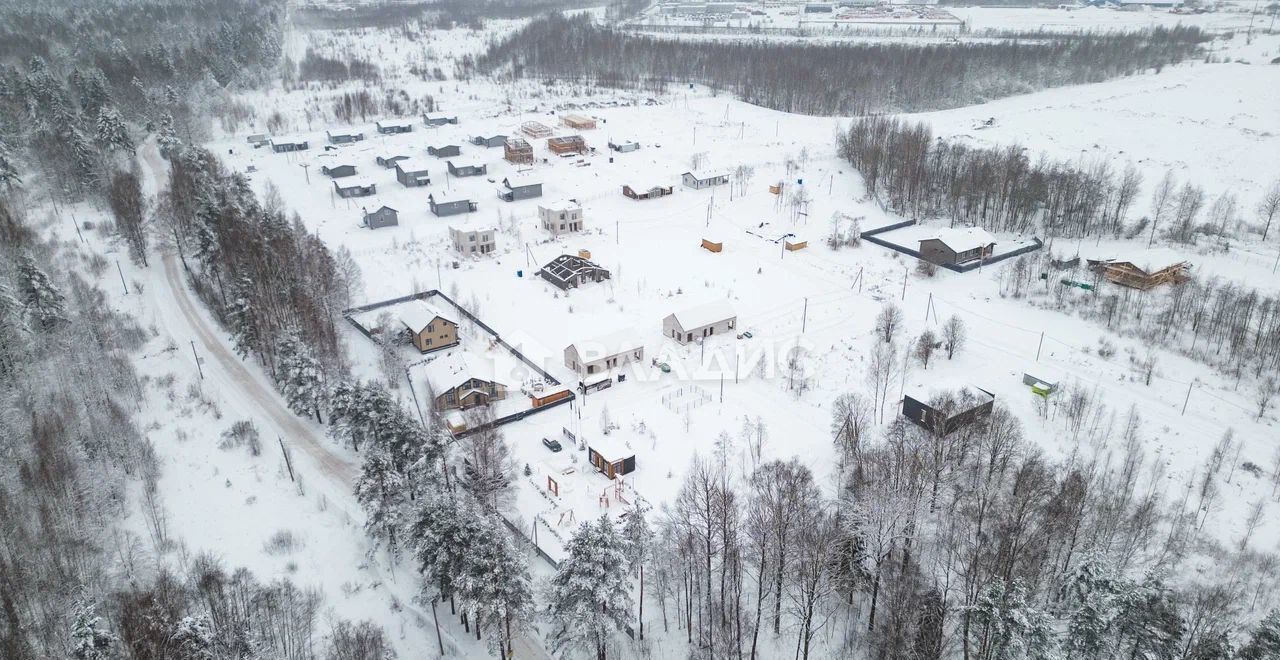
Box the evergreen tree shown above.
[967,580,1060,660]
[0,139,20,191]
[0,282,28,376]
[225,279,261,361]
[16,253,66,330]
[69,600,118,660]
[354,442,407,559]
[455,513,534,657]
[1115,574,1183,660]
[547,515,634,660]
[157,112,183,160]
[1063,553,1122,659]
[1238,610,1280,660]
[95,105,134,156]
[274,329,326,422]
[620,504,653,641]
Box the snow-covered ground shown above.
[99,9,1280,658]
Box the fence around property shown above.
[860,220,1044,273]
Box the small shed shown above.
[588,436,636,479]
[334,178,376,198]
[321,163,357,178]
[1022,373,1058,397]
[622,184,673,200]
[498,176,543,202]
[362,205,399,229]
[561,114,597,130]
[394,158,432,187]
[577,249,592,260]
[424,114,459,127]
[246,133,270,147]
[901,385,995,436]
[326,129,365,144]
[548,135,587,155]
[504,137,535,164]
[447,160,487,178]
[375,119,414,134]
[428,144,462,158]
[538,254,611,290]
[471,134,508,148]
[701,239,723,253]
[919,227,996,266]
[608,140,640,153]
[429,194,478,217]
[521,121,553,139]
[785,239,807,251]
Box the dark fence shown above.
[342,290,576,438]
[860,220,1043,273]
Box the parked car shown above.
[542,437,562,452]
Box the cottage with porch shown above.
[447,160,487,178]
[334,178,376,198]
[394,159,432,187]
[428,144,461,158]
[429,193,478,217]
[326,129,364,144]
[269,137,309,153]
[321,162,356,178]
[682,169,730,189]
[424,354,508,411]
[375,119,414,134]
[498,176,543,202]
[918,228,996,266]
[361,205,398,229]
[471,134,508,148]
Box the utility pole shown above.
[116,260,129,294]
[1181,379,1195,415]
[1036,332,1045,362]
[924,292,932,322]
[299,163,310,184]
[801,297,808,333]
[190,340,204,380]
[278,437,295,482]
[901,267,908,300]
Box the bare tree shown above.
[941,315,966,360]
[875,303,903,344]
[915,330,938,369]
[1257,377,1277,420]
[1258,179,1280,241]
[1149,170,1176,246]
[868,340,899,424]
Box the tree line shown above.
[0,0,284,200]
[0,200,392,659]
[467,13,1206,115]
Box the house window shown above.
[469,235,476,242]
[427,323,434,332]
[426,338,432,346]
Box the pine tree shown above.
[157,112,183,160]
[16,253,66,330]
[455,513,533,657]
[1114,574,1183,660]
[966,580,1060,660]
[96,106,134,156]
[226,286,261,362]
[69,600,117,660]
[620,504,653,641]
[0,282,28,376]
[275,329,326,422]
[354,443,408,559]
[1063,554,1122,659]
[1238,610,1280,660]
[0,139,20,191]
[547,515,634,660]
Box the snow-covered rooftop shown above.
[395,157,432,173]
[377,119,414,129]
[568,327,644,360]
[669,300,736,330]
[540,199,582,213]
[448,159,485,169]
[502,175,541,188]
[335,176,376,188]
[398,299,455,334]
[431,193,472,205]
[589,433,635,461]
[1085,246,1190,272]
[684,168,729,181]
[422,353,494,394]
[925,226,996,253]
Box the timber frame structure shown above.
[504,137,534,164]
[1088,259,1191,290]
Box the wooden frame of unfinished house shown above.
[548,135,587,155]
[1090,260,1191,290]
[504,137,534,164]
[560,114,597,130]
[521,121,553,139]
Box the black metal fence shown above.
[860,220,1043,273]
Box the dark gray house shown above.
[321,163,357,178]
[471,134,508,148]
[246,133,270,148]
[362,205,399,229]
[269,137,309,153]
[447,160,487,178]
[901,385,995,436]
[376,153,410,168]
[424,114,459,127]
[498,176,543,202]
[428,194,477,217]
[394,158,432,187]
[375,119,414,134]
[334,178,376,199]
[428,144,462,158]
[918,228,996,266]
[538,254,611,290]
[326,129,365,144]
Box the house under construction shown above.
[560,114,597,130]
[1088,255,1191,290]
[504,137,534,164]
[548,135,587,155]
[521,121,553,139]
